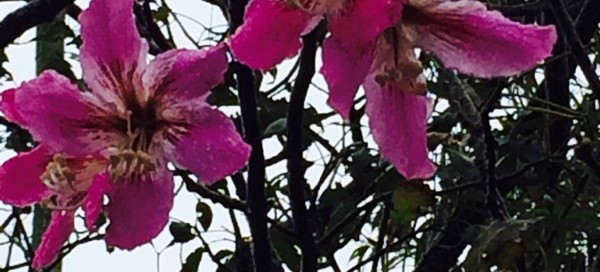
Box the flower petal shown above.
[328,0,404,43]
[322,0,404,119]
[163,106,250,184]
[12,70,124,156]
[32,210,75,270]
[0,146,52,206]
[229,0,318,69]
[106,166,173,250]
[404,0,557,77]
[80,0,148,110]
[84,171,112,231]
[364,75,436,179]
[322,38,375,119]
[144,44,228,105]
[0,88,25,125]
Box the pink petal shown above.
[404,0,557,77]
[11,71,121,156]
[84,171,112,231]
[79,0,148,109]
[32,210,75,269]
[0,145,52,206]
[322,0,404,119]
[322,38,376,119]
[106,166,173,250]
[229,0,318,70]
[162,106,251,184]
[0,88,25,125]
[327,0,404,43]
[144,44,228,105]
[364,74,436,179]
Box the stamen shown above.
[108,148,156,181]
[125,110,134,137]
[41,154,76,191]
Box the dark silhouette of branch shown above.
[0,261,28,271]
[136,0,172,54]
[318,193,388,247]
[415,71,492,272]
[232,61,273,272]
[489,1,547,16]
[0,0,74,49]
[229,1,273,271]
[349,225,440,271]
[370,202,390,272]
[549,0,600,100]
[286,28,321,272]
[176,169,247,212]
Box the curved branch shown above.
[0,0,74,49]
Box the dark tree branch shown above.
[549,0,600,100]
[139,0,172,53]
[229,1,272,271]
[509,0,599,191]
[318,193,388,247]
[480,82,510,220]
[233,61,273,272]
[177,170,247,212]
[489,1,547,16]
[415,71,492,272]
[0,0,74,49]
[286,28,321,272]
[350,225,440,271]
[370,202,391,272]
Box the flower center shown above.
[108,147,156,181]
[373,28,428,95]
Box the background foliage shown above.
[0,0,599,271]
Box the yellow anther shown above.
[108,148,156,181]
[41,156,77,192]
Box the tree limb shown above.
[228,1,273,270]
[0,0,74,49]
[286,27,321,272]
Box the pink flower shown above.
[0,0,250,268]
[352,0,557,179]
[231,0,556,180]
[0,145,107,268]
[229,0,403,71]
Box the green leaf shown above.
[391,182,435,225]
[270,229,301,271]
[0,50,13,82]
[196,202,213,231]
[350,245,369,261]
[462,218,541,271]
[169,222,196,244]
[263,118,287,138]
[153,6,171,23]
[181,247,204,272]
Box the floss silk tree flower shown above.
[0,0,250,268]
[230,0,557,180]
